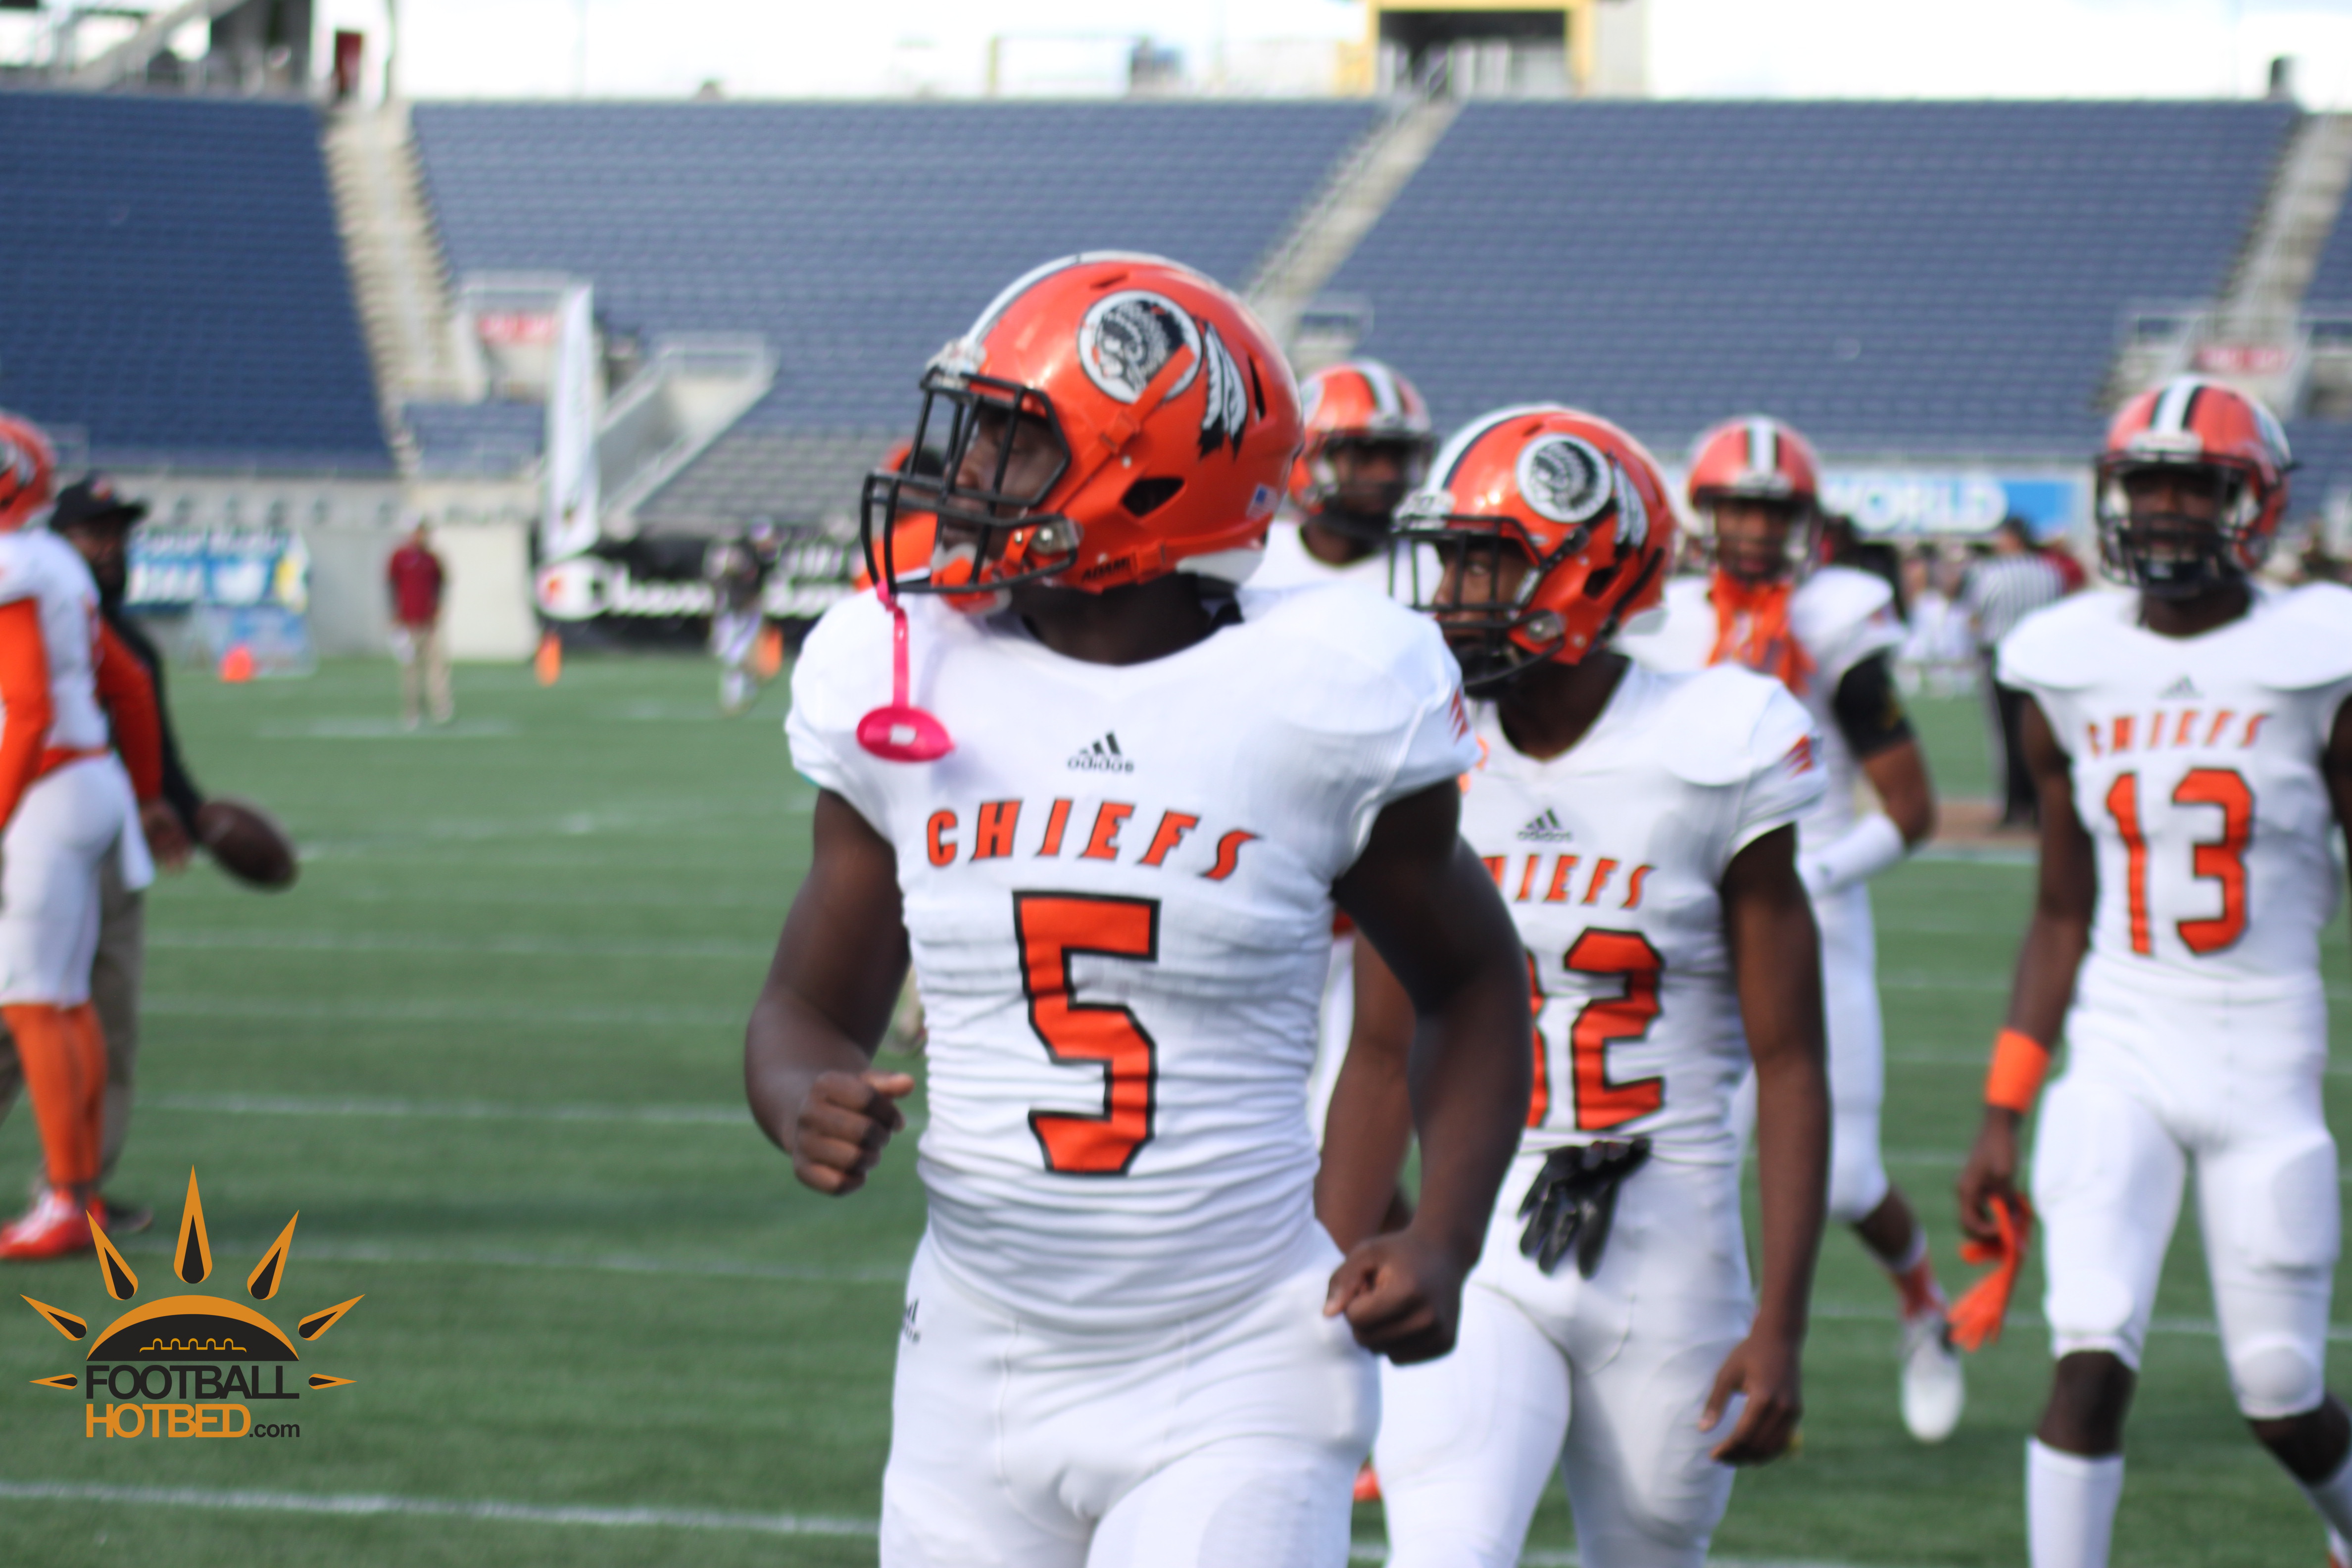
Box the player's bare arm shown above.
[1858,736,1935,847]
[744,788,916,1196]
[1956,694,2091,1245]
[1707,821,1830,1464]
[1322,777,1532,1365]
[1314,928,1417,1253]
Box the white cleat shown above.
[1901,1313,1965,1444]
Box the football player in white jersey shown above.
[1254,358,1434,594]
[1957,378,2352,1568]
[1251,359,1435,1147]
[747,255,1534,1568]
[1619,413,1962,1442]
[1327,406,1830,1568]
[0,412,157,1261]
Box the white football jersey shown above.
[1249,519,1399,594]
[1621,567,1903,846]
[1460,662,1822,1165]
[0,530,106,753]
[788,582,1476,1327]
[2000,583,2352,991]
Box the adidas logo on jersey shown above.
[2159,675,2201,699]
[1517,808,1574,843]
[1067,733,1135,774]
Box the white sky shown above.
[302,0,2352,105]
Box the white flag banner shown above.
[542,283,601,561]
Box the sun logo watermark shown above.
[20,1170,360,1439]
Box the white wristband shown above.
[1798,813,1908,898]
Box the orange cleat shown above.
[0,1188,98,1261]
[1352,1461,1382,1504]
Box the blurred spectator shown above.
[0,476,198,1231]
[705,531,769,715]
[1964,516,2066,826]
[1897,547,1977,697]
[387,522,452,729]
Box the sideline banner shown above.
[1821,472,2085,543]
[126,526,315,675]
[532,533,858,643]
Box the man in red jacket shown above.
[387,521,452,729]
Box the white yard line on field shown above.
[0,1479,1950,1568]
[0,1479,874,1537]
[107,1234,908,1284]
[141,996,743,1027]
[143,1091,751,1125]
[148,931,772,959]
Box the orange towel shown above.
[1949,1194,2033,1353]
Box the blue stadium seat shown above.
[410,101,1383,432]
[0,92,390,474]
[1329,100,2293,457]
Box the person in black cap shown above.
[0,476,198,1230]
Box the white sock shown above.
[2028,1439,2124,1568]
[2303,1450,2352,1542]
[2330,1525,2351,1567]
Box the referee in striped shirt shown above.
[1963,517,2067,825]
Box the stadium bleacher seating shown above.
[403,398,543,478]
[0,91,390,473]
[1331,101,2296,460]
[410,101,1383,439]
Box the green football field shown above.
[0,657,2343,1566]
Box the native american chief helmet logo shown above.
[1516,434,1613,528]
[1078,291,1200,406]
[1076,290,1252,459]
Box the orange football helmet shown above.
[1288,358,1435,540]
[2097,376,2289,598]
[860,253,1300,604]
[1686,415,1823,579]
[1395,405,1676,692]
[0,411,55,534]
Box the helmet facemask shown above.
[1697,493,1816,585]
[1396,508,1579,694]
[861,365,1079,605]
[1301,432,1437,543]
[2095,458,2261,601]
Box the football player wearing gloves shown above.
[749,254,1532,1568]
[1620,413,1960,1443]
[1253,358,1435,592]
[0,416,162,1262]
[1334,406,1829,1568]
[1957,378,2352,1568]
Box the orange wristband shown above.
[1984,1028,2051,1113]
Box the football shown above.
[194,796,298,890]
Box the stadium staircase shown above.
[2112,112,2352,414]
[324,104,478,476]
[1245,97,1462,364]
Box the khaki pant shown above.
[393,619,453,726]
[0,848,145,1185]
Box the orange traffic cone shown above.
[219,644,256,683]
[535,631,562,686]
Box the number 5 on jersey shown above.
[1014,892,1161,1176]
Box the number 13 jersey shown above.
[1460,661,1821,1167]
[1999,583,2352,994]
[787,583,1476,1328]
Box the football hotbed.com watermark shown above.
[20,1171,360,1441]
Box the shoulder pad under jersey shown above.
[2249,582,2352,690]
[1242,580,1457,710]
[1654,664,1811,785]
[1995,589,2134,692]
[1790,566,1898,662]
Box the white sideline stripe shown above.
[142,996,742,1027]
[148,931,770,960]
[0,1479,874,1537]
[0,1480,1933,1568]
[144,1092,749,1126]
[108,1234,907,1285]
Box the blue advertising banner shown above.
[126,527,313,675]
